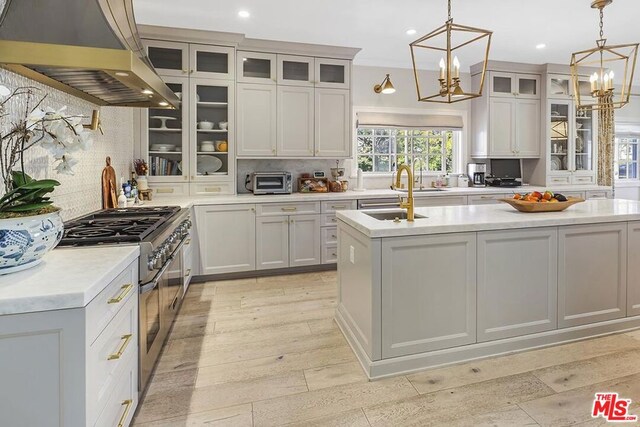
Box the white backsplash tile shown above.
[0,69,134,220]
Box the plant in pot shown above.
[0,85,93,274]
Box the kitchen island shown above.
[335,199,640,379]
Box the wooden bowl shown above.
[499,197,585,213]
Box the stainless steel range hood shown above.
[0,0,179,108]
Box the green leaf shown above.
[4,201,53,212]
[10,171,33,188]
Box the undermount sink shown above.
[364,211,427,221]
[396,187,446,193]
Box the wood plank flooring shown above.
[133,271,640,426]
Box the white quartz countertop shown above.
[0,246,139,316]
[138,185,610,209]
[337,199,640,238]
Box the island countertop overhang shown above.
[336,199,640,238]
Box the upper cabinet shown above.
[315,58,350,89]
[236,83,277,156]
[237,51,277,84]
[145,40,234,80]
[190,44,235,80]
[277,55,315,86]
[489,72,540,99]
[315,88,350,157]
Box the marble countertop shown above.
[0,246,139,316]
[337,199,640,238]
[138,185,611,209]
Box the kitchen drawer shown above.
[468,193,510,205]
[571,175,596,185]
[414,195,468,207]
[190,182,234,196]
[257,202,320,216]
[183,242,194,294]
[322,226,338,245]
[86,261,137,344]
[149,183,189,196]
[586,190,610,200]
[94,360,137,427]
[322,244,338,264]
[321,212,339,227]
[559,191,586,199]
[321,200,357,213]
[548,175,571,185]
[87,293,138,424]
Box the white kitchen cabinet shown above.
[0,261,138,427]
[516,99,541,156]
[489,97,516,156]
[145,39,190,78]
[183,237,195,294]
[477,228,558,342]
[489,72,540,99]
[315,58,350,89]
[196,205,256,274]
[290,214,322,267]
[414,195,468,207]
[558,223,627,327]
[236,83,277,157]
[468,193,510,205]
[237,51,277,84]
[381,233,476,357]
[190,44,235,80]
[627,222,640,316]
[277,85,315,156]
[256,216,290,270]
[278,54,315,86]
[315,88,350,157]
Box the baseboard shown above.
[192,264,336,283]
[337,313,640,380]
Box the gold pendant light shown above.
[570,0,638,110]
[410,0,492,104]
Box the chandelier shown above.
[409,0,492,104]
[570,0,638,110]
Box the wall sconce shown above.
[374,74,396,94]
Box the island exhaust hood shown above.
[0,0,179,108]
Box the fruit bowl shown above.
[499,197,585,213]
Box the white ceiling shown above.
[134,0,640,71]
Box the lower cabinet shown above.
[414,195,468,207]
[196,204,256,274]
[381,233,477,358]
[256,214,321,269]
[627,222,640,316]
[558,223,627,327]
[477,228,558,342]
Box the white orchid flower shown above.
[54,156,78,175]
[0,84,10,98]
[26,108,46,129]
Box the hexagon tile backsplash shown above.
[0,69,135,221]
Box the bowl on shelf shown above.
[200,141,215,152]
[219,121,228,130]
[215,140,228,152]
[150,144,176,152]
[198,121,215,130]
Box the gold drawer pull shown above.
[281,207,297,212]
[205,187,221,192]
[156,188,175,194]
[117,399,133,427]
[331,205,346,209]
[108,334,133,361]
[184,238,191,246]
[184,268,192,278]
[108,284,133,304]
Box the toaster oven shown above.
[250,172,293,195]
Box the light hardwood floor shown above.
[133,271,640,426]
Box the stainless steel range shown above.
[58,206,192,392]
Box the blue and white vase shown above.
[0,211,64,274]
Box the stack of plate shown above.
[150,144,176,152]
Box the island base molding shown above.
[336,305,640,380]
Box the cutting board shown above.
[101,157,118,209]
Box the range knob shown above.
[147,254,155,270]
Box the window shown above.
[616,135,639,180]
[357,128,459,174]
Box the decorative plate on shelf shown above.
[197,155,223,174]
[551,157,562,170]
[150,144,176,152]
[499,197,585,213]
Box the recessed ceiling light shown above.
[536,43,547,49]
[115,71,129,77]
[142,89,153,95]
[158,101,169,106]
[238,10,250,18]
[406,29,417,35]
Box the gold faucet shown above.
[395,164,414,222]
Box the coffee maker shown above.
[467,163,486,187]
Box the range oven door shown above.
[139,239,185,393]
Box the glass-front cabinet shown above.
[547,73,593,100]
[237,51,277,84]
[489,72,539,99]
[277,55,315,86]
[146,40,189,77]
[145,40,234,80]
[548,100,596,184]
[190,78,234,182]
[143,77,189,182]
[315,58,350,89]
